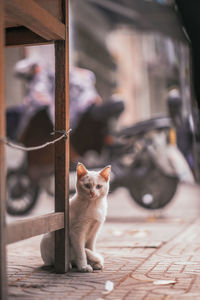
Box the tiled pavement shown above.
[7,183,200,299]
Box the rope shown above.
[0,128,72,152]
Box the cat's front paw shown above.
[79,264,93,273]
[92,262,104,270]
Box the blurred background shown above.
[5,0,200,221]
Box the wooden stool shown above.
[0,1,70,298]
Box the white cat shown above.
[40,163,111,272]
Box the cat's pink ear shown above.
[100,165,111,182]
[77,163,88,180]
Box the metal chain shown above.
[0,128,72,152]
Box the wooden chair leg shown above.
[0,1,8,299]
[54,0,70,273]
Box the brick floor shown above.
[7,184,200,299]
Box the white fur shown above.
[40,165,110,272]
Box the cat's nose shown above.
[90,191,95,198]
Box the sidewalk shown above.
[7,183,200,299]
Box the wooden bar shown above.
[7,212,64,245]
[6,26,53,47]
[0,0,70,296]
[54,0,70,273]
[5,0,63,28]
[5,0,65,40]
[0,0,7,299]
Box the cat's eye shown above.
[96,184,102,189]
[84,183,90,189]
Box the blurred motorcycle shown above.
[109,117,194,210]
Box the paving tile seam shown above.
[184,274,197,294]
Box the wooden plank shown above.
[6,26,53,47]
[5,0,63,28]
[34,0,62,21]
[7,212,64,245]
[54,0,70,273]
[5,12,20,28]
[0,0,7,298]
[5,0,65,40]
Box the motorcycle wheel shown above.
[127,164,179,210]
[6,169,40,215]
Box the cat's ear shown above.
[100,165,111,182]
[77,162,88,180]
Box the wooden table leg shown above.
[54,0,70,273]
[0,0,8,298]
